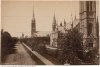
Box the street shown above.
[4,42,36,65]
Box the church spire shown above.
[33,8,35,17]
[52,12,57,32]
[32,8,35,23]
[53,12,56,25]
[31,7,36,37]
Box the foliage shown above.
[58,28,84,64]
[21,37,50,53]
[84,49,99,64]
[1,31,19,62]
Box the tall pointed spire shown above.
[33,8,35,17]
[64,19,66,29]
[53,12,56,22]
[53,12,56,25]
[52,12,57,32]
[71,14,73,29]
[32,8,35,23]
[31,6,36,37]
[32,2,35,17]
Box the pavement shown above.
[4,42,36,65]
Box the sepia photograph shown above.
[0,0,99,65]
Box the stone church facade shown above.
[50,1,99,50]
[50,14,68,48]
[31,1,99,50]
[79,1,99,51]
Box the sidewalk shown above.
[4,43,36,65]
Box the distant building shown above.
[35,31,51,37]
[79,1,98,50]
[50,14,68,48]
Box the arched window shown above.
[90,1,92,11]
[86,1,89,11]
[87,22,93,36]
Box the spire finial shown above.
[53,12,55,19]
[32,2,35,17]
[53,12,56,24]
[33,8,35,17]
[32,7,35,22]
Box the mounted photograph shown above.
[1,0,99,65]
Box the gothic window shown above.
[87,22,93,36]
[86,1,89,11]
[88,43,93,47]
[90,1,92,11]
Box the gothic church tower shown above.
[31,9,36,37]
[79,1,98,50]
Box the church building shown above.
[50,14,68,48]
[31,9,36,37]
[31,9,50,37]
[79,1,99,51]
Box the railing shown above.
[22,43,54,65]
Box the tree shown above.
[1,31,18,63]
[58,28,84,64]
[84,48,99,64]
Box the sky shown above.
[1,0,99,37]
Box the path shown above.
[4,42,36,65]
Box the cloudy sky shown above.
[1,0,99,37]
